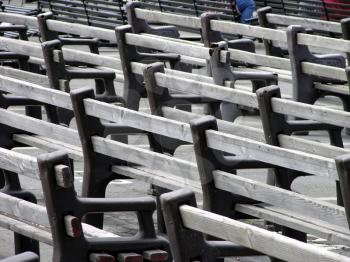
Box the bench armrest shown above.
[149,25,180,38]
[2,94,44,107]
[59,37,99,47]
[234,71,277,82]
[102,123,145,136]
[227,39,255,53]
[223,156,276,169]
[80,196,156,213]
[66,68,116,80]
[180,35,202,41]
[139,52,180,61]
[287,120,342,132]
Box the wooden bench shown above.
[138,0,238,21]
[0,33,123,124]
[1,54,350,231]
[257,6,350,58]
[65,80,350,259]
[0,145,169,261]
[1,1,40,16]
[0,19,347,127]
[37,150,170,261]
[285,25,350,133]
[3,54,350,258]
[0,252,38,262]
[116,25,276,115]
[3,8,350,259]
[0,146,135,258]
[126,2,255,63]
[255,0,350,22]
[161,188,350,262]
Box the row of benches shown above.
[255,0,350,22]
[136,0,350,22]
[0,38,349,261]
[1,3,350,261]
[37,0,127,29]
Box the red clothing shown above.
[324,0,350,20]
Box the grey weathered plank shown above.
[92,136,199,181]
[266,13,341,34]
[0,192,118,240]
[210,19,286,42]
[112,165,201,193]
[180,205,350,262]
[0,12,38,27]
[206,130,337,179]
[134,8,201,29]
[236,204,350,246]
[0,108,79,146]
[46,19,116,42]
[0,147,38,179]
[0,66,50,87]
[125,33,211,60]
[0,37,43,58]
[214,171,347,228]
[161,106,350,158]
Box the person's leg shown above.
[236,0,256,23]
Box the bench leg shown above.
[329,128,345,206]
[149,185,170,234]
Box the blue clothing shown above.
[236,0,255,23]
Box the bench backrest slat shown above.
[214,170,348,229]
[266,13,342,33]
[134,8,201,29]
[179,205,350,262]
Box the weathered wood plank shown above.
[272,97,350,129]
[59,48,122,71]
[0,213,52,245]
[0,192,118,240]
[83,98,193,142]
[266,13,341,34]
[0,37,42,58]
[302,62,347,81]
[161,106,350,158]
[0,147,38,178]
[315,83,350,95]
[0,66,50,87]
[206,130,337,179]
[154,72,259,108]
[134,8,201,29]
[227,49,291,70]
[0,108,80,147]
[92,136,199,181]
[0,75,71,109]
[235,204,350,247]
[112,165,201,193]
[298,33,350,53]
[125,33,211,60]
[210,19,287,42]
[180,205,350,262]
[13,135,83,161]
[0,12,38,28]
[214,171,347,228]
[46,19,116,42]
